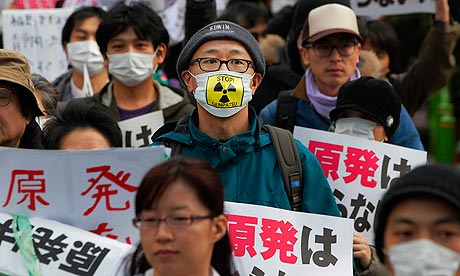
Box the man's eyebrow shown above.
[73,29,88,35]
[389,217,417,225]
[433,216,460,226]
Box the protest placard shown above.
[0,146,166,245]
[117,111,164,148]
[2,8,74,82]
[294,127,427,244]
[352,0,435,17]
[225,202,354,276]
[0,213,134,276]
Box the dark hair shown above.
[43,99,122,149]
[359,20,401,74]
[61,6,108,47]
[0,80,36,120]
[96,2,169,55]
[130,157,232,276]
[31,73,58,116]
[219,2,270,39]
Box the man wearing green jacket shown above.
[151,20,340,217]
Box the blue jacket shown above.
[259,75,424,151]
[151,109,340,217]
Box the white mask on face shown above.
[388,239,460,276]
[66,40,105,76]
[107,51,157,87]
[189,70,254,118]
[334,117,376,141]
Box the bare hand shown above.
[435,0,450,22]
[353,232,372,269]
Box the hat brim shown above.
[0,78,44,117]
[306,29,362,44]
[329,104,384,126]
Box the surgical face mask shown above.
[189,70,254,118]
[387,239,460,276]
[67,40,105,76]
[35,117,50,130]
[334,117,376,141]
[107,51,157,87]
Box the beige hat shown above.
[305,3,361,44]
[0,50,43,116]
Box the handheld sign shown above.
[0,146,166,245]
[294,127,427,244]
[226,202,354,276]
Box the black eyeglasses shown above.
[132,214,214,230]
[305,41,358,58]
[190,58,253,73]
[0,88,18,107]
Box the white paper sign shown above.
[117,111,165,148]
[294,127,427,244]
[2,8,74,82]
[225,202,354,276]
[352,0,435,17]
[0,146,165,245]
[0,213,134,276]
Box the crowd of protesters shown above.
[0,0,460,275]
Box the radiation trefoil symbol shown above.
[205,74,244,108]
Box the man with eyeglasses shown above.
[151,21,340,217]
[259,3,424,151]
[0,50,45,149]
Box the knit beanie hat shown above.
[176,21,265,88]
[374,164,460,261]
[329,76,401,139]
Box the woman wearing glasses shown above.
[129,157,232,276]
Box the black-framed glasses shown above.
[0,88,18,107]
[132,214,215,230]
[305,41,358,58]
[190,58,253,73]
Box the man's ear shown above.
[181,70,196,93]
[155,43,167,65]
[211,214,228,243]
[355,43,362,64]
[299,47,311,68]
[250,73,263,95]
[102,53,109,68]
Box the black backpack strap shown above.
[275,90,298,133]
[263,125,303,211]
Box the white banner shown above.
[0,213,134,276]
[294,127,427,244]
[352,0,435,17]
[225,202,354,276]
[2,8,74,82]
[118,111,165,148]
[0,146,165,245]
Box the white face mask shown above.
[388,239,460,276]
[107,51,156,87]
[35,117,50,130]
[334,117,376,141]
[67,40,105,76]
[189,70,254,118]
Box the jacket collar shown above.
[291,74,310,102]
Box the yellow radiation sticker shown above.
[205,74,244,108]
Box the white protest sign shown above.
[352,0,435,17]
[0,213,134,276]
[225,202,354,276]
[117,111,165,148]
[294,127,427,244]
[0,146,165,245]
[2,8,74,82]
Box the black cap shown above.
[329,77,401,139]
[374,164,460,261]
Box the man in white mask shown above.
[329,76,401,143]
[374,164,460,276]
[88,2,194,123]
[53,7,109,101]
[151,21,341,219]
